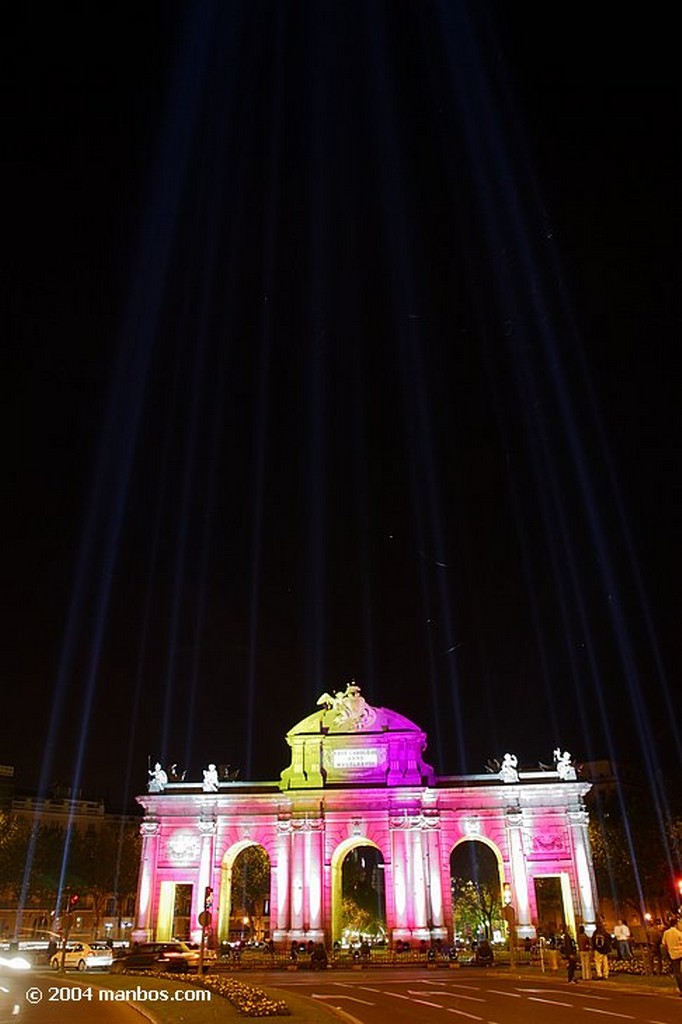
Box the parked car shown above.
[110,941,208,974]
[50,942,113,971]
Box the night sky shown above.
[4,2,680,812]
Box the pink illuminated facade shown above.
[133,686,598,945]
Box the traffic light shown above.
[676,877,682,898]
[70,893,80,907]
[204,886,213,910]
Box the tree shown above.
[451,876,502,940]
[68,823,141,937]
[589,788,682,917]
[340,895,373,941]
[230,846,270,940]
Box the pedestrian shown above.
[592,923,612,979]
[647,919,664,975]
[562,930,578,983]
[614,919,632,959]
[661,915,682,997]
[577,925,592,981]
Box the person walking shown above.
[577,925,592,980]
[592,923,612,979]
[661,915,682,997]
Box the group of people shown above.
[549,914,682,996]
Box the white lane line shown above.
[407,990,485,1003]
[445,1010,484,1020]
[312,994,374,1005]
[411,998,446,1007]
[488,989,522,998]
[517,986,608,1001]
[583,1009,635,1019]
[385,992,410,999]
[528,996,573,1006]
[358,986,381,993]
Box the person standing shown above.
[614,919,632,959]
[661,916,682,997]
[562,929,578,983]
[577,925,592,980]
[647,919,664,975]
[592,923,612,979]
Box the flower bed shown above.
[197,976,290,1016]
[114,970,290,1016]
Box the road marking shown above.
[528,996,573,1006]
[411,998,446,1007]
[445,1010,484,1020]
[488,989,522,997]
[442,983,482,991]
[385,992,411,999]
[583,1010,635,1019]
[312,994,374,1005]
[407,990,485,1003]
[358,986,381,993]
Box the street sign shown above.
[198,910,212,927]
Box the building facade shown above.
[133,685,598,946]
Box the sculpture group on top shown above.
[486,749,578,783]
[146,682,581,793]
[316,682,377,730]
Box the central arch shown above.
[330,837,386,945]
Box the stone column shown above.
[290,822,305,935]
[568,808,597,931]
[191,818,216,943]
[390,819,409,940]
[505,810,532,936]
[411,826,429,937]
[133,819,159,942]
[272,819,292,943]
[423,821,447,939]
[303,819,324,942]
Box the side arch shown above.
[218,840,271,944]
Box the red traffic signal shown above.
[204,886,213,910]
[676,877,682,897]
[69,893,80,907]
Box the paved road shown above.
[266,968,682,1024]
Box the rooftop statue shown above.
[554,748,577,781]
[148,762,168,792]
[202,763,219,792]
[499,752,519,783]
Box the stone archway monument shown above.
[133,684,598,946]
